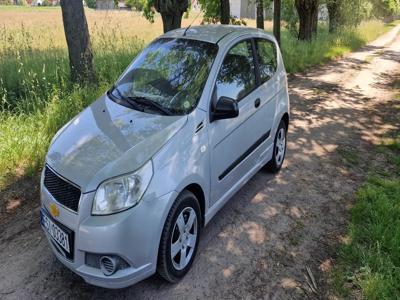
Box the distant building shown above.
[96,0,114,10]
[31,0,43,5]
[229,0,327,20]
[230,0,272,19]
[118,1,131,10]
[31,0,59,5]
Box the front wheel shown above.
[265,120,287,173]
[157,190,201,283]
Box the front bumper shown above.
[40,182,177,289]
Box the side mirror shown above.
[211,96,239,122]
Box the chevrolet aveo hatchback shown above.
[40,25,290,288]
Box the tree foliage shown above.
[282,0,298,35]
[141,0,189,32]
[370,0,400,19]
[125,0,146,10]
[86,0,96,9]
[139,0,399,38]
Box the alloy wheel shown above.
[170,207,198,270]
[275,127,286,166]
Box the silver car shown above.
[40,25,290,288]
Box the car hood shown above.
[46,95,187,193]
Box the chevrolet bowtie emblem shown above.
[49,203,60,218]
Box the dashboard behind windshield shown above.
[109,38,218,115]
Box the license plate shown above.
[41,210,70,253]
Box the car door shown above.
[208,38,270,206]
[251,37,280,161]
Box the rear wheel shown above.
[157,190,201,283]
[265,120,287,173]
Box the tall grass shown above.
[0,6,397,187]
[281,20,397,73]
[0,11,143,186]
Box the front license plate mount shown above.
[40,208,74,260]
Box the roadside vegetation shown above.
[333,92,400,299]
[0,6,399,188]
[282,20,398,72]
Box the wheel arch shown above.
[182,183,206,227]
[281,112,289,131]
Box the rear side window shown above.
[215,40,256,101]
[256,39,277,83]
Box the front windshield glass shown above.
[108,38,218,115]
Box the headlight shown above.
[92,160,153,215]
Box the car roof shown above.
[160,25,274,44]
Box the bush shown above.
[86,0,96,9]
[125,0,144,11]
[16,0,28,6]
[282,0,298,36]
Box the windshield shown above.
[108,38,218,115]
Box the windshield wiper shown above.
[128,96,173,116]
[108,86,144,112]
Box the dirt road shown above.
[1,26,399,299]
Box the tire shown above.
[157,190,201,283]
[265,120,287,173]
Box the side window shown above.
[256,39,277,83]
[215,40,256,101]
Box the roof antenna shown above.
[183,10,202,36]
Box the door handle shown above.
[254,98,261,108]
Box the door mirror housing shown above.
[211,96,239,122]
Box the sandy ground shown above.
[1,25,399,300]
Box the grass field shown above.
[0,5,397,187]
[333,127,400,299]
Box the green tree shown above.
[326,0,341,32]
[220,0,230,24]
[142,0,189,32]
[125,0,145,10]
[295,0,319,40]
[86,0,96,9]
[256,0,265,29]
[282,0,298,36]
[326,0,373,32]
[370,0,400,20]
[273,0,282,45]
[197,0,230,24]
[60,0,96,83]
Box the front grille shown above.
[44,166,81,212]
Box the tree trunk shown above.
[60,0,96,84]
[161,12,183,32]
[256,0,264,29]
[295,0,319,41]
[312,4,318,35]
[273,0,281,46]
[327,1,339,33]
[154,0,189,33]
[220,0,230,24]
